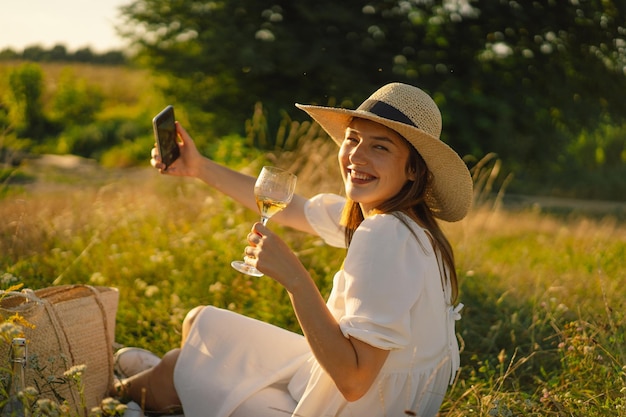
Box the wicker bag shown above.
[0,285,119,412]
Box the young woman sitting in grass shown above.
[111,83,472,417]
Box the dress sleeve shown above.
[338,214,428,350]
[304,193,347,248]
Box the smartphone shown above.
[152,105,180,170]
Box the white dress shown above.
[173,193,462,417]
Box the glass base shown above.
[231,260,264,277]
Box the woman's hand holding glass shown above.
[231,166,297,277]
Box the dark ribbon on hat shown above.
[358,99,417,128]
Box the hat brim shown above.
[296,103,473,222]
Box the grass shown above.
[1,134,625,416]
[442,209,626,416]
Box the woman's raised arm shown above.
[150,122,317,235]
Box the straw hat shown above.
[296,82,472,222]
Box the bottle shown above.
[2,338,27,417]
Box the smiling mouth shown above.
[349,169,376,182]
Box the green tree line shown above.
[0,44,127,66]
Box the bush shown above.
[51,69,104,127]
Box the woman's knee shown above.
[182,305,206,342]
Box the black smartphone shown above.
[152,105,180,170]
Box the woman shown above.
[113,83,472,417]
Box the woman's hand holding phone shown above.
[152,105,179,170]
[151,117,204,178]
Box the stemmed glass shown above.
[231,166,297,277]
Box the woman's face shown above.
[338,118,415,215]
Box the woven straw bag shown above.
[0,285,118,413]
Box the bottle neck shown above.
[9,338,27,393]
[2,338,27,417]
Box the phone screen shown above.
[152,105,180,169]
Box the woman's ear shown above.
[407,167,417,182]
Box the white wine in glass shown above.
[231,166,297,277]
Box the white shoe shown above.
[123,401,145,417]
[114,347,161,379]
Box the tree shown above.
[96,51,127,65]
[118,0,626,189]
[0,48,19,60]
[424,1,626,173]
[118,0,427,136]
[73,47,95,63]
[21,45,47,62]
[51,68,104,126]
[49,44,69,61]
[6,63,47,139]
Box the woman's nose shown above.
[349,143,368,165]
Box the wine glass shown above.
[231,166,297,277]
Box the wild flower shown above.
[0,321,23,342]
[98,397,127,416]
[89,407,103,417]
[144,285,159,298]
[89,272,107,286]
[1,273,19,287]
[209,282,223,293]
[63,365,87,381]
[36,397,62,416]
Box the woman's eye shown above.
[374,145,389,151]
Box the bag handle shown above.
[82,285,115,391]
[0,288,45,303]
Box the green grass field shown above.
[1,141,625,416]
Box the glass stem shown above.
[261,217,269,226]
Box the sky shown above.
[0,0,129,53]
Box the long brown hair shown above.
[340,141,459,303]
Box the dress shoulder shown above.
[304,193,346,248]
